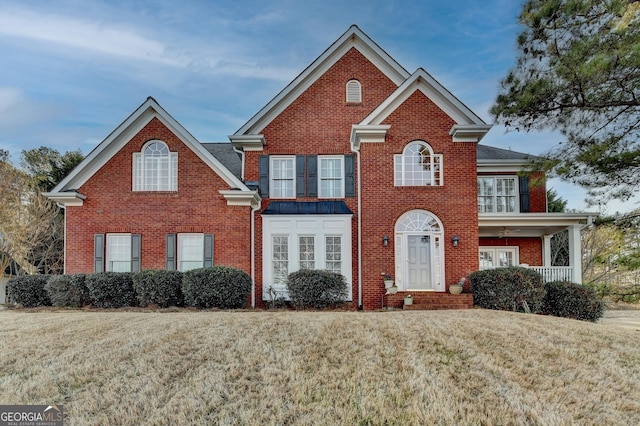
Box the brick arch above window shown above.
[133,140,178,191]
[394,141,443,186]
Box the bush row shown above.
[469,267,605,322]
[7,267,251,310]
[286,269,348,309]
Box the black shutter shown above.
[519,176,530,213]
[94,234,104,273]
[166,234,176,270]
[131,234,141,272]
[345,154,355,197]
[258,155,269,197]
[204,234,214,267]
[296,155,306,197]
[308,155,318,198]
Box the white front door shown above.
[407,235,433,290]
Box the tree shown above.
[21,147,84,192]
[492,0,640,203]
[547,188,568,213]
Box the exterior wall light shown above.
[382,235,390,246]
[452,235,460,247]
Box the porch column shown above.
[543,234,552,267]
[567,224,582,284]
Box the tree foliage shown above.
[492,0,640,203]
[21,146,84,192]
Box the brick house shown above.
[45,26,593,309]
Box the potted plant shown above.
[449,277,466,294]
[404,294,413,305]
[383,274,394,289]
[388,285,398,294]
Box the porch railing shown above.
[527,266,574,283]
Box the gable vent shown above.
[346,80,362,103]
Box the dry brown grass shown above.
[0,309,638,425]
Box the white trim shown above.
[318,155,345,198]
[229,134,266,151]
[346,79,362,103]
[269,155,296,199]
[235,25,409,136]
[177,233,205,272]
[219,190,261,208]
[477,176,519,214]
[42,191,86,207]
[106,233,132,272]
[479,246,520,269]
[350,124,391,150]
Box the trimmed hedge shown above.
[7,275,51,307]
[542,281,605,322]
[469,267,545,313]
[45,274,90,307]
[132,270,183,308]
[182,266,251,309]
[287,269,348,309]
[85,272,137,308]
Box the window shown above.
[299,236,315,269]
[133,140,178,192]
[478,177,518,213]
[394,141,443,186]
[106,234,132,272]
[166,233,213,272]
[272,236,289,285]
[479,247,518,269]
[325,236,342,274]
[346,79,361,103]
[270,156,295,198]
[94,233,140,273]
[319,156,344,198]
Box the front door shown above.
[407,235,433,290]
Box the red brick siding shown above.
[65,117,251,275]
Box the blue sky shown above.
[0,0,635,213]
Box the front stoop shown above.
[383,292,474,310]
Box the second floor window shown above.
[394,141,443,186]
[319,156,344,198]
[478,176,517,213]
[133,141,177,191]
[270,156,295,198]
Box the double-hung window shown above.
[478,177,517,213]
[270,156,295,198]
[177,234,204,271]
[319,156,344,198]
[394,141,443,186]
[133,140,178,191]
[479,247,518,269]
[106,234,132,272]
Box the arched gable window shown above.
[346,79,362,103]
[394,141,443,186]
[133,140,178,191]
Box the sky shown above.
[0,0,637,214]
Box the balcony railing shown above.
[528,266,574,283]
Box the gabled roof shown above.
[202,143,242,180]
[49,97,250,196]
[477,144,540,161]
[234,25,410,136]
[359,68,488,127]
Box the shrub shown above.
[7,275,51,307]
[469,267,545,313]
[182,266,251,309]
[286,269,348,309]
[85,272,137,308]
[45,274,90,307]
[132,270,183,308]
[542,281,605,322]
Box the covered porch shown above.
[479,213,596,284]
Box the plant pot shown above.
[449,284,463,294]
[384,279,394,289]
[388,286,398,294]
[404,296,413,305]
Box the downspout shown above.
[250,197,262,308]
[232,146,245,181]
[351,145,363,310]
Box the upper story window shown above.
[133,140,178,192]
[346,80,362,103]
[394,141,443,186]
[478,176,518,213]
[270,156,295,198]
[319,156,344,198]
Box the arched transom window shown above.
[133,140,178,191]
[394,141,443,186]
[346,79,362,103]
[395,209,442,233]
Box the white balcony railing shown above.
[528,266,574,283]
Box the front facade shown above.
[46,26,593,309]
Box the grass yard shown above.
[0,309,638,425]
